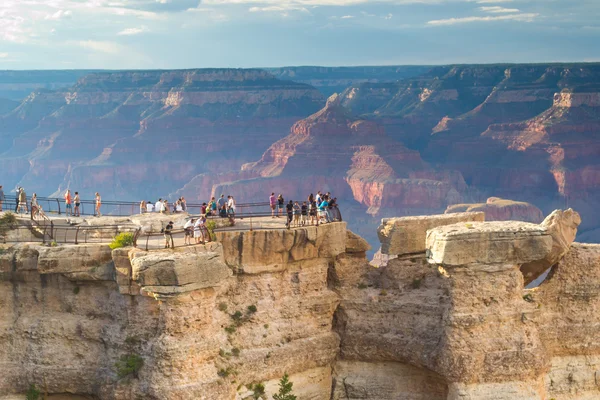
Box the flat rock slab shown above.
[378,212,485,256]
[426,221,553,266]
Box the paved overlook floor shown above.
[3,211,333,251]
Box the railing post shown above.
[145,234,149,251]
[50,221,54,240]
[75,226,80,245]
[57,199,61,215]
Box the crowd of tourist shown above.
[269,191,341,228]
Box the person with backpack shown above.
[277,194,285,218]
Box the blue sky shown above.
[0,0,599,69]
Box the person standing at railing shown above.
[95,192,102,217]
[184,218,194,245]
[209,197,217,216]
[301,201,308,226]
[140,200,146,214]
[277,194,284,218]
[181,197,187,212]
[0,185,4,212]
[270,192,277,218]
[18,187,28,214]
[201,202,208,216]
[146,201,153,213]
[31,193,39,219]
[74,192,81,217]
[164,221,174,248]
[194,216,206,244]
[155,198,163,213]
[64,190,73,217]
[285,200,294,228]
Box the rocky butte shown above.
[0,207,598,400]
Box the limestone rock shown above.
[345,230,371,253]
[426,221,552,266]
[37,244,115,280]
[520,208,581,285]
[446,197,544,223]
[130,247,231,297]
[216,222,347,273]
[378,212,484,256]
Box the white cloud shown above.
[428,12,538,25]
[475,0,513,3]
[0,52,9,58]
[45,10,72,20]
[479,6,519,13]
[383,13,393,19]
[74,40,122,54]
[341,15,354,18]
[118,26,149,35]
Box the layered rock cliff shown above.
[0,69,325,199]
[1,209,598,399]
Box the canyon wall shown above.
[1,209,599,399]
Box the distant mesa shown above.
[445,197,544,224]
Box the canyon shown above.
[1,64,600,248]
[0,208,598,399]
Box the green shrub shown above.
[218,367,234,378]
[231,311,243,322]
[252,382,266,399]
[357,283,367,289]
[247,305,257,314]
[73,286,80,295]
[225,325,236,334]
[218,302,228,312]
[115,354,144,379]
[109,232,135,250]
[411,278,422,289]
[231,347,240,357]
[523,293,534,303]
[0,212,17,239]
[50,241,58,247]
[273,373,297,400]
[25,384,40,400]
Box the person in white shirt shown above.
[146,201,154,213]
[155,199,163,213]
[227,196,236,214]
[183,218,194,245]
[194,217,206,244]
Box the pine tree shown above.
[272,373,296,400]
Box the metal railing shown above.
[1,223,140,246]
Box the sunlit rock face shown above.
[0,209,598,399]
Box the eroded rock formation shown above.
[1,208,598,399]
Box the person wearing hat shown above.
[164,221,174,248]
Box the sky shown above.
[0,0,599,69]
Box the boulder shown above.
[520,208,581,285]
[378,212,485,256]
[345,230,371,253]
[426,221,553,267]
[130,248,232,297]
[37,244,115,280]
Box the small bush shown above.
[523,293,534,303]
[231,311,243,322]
[25,384,40,400]
[0,212,17,239]
[411,278,422,289]
[379,290,388,296]
[73,286,80,295]
[109,232,135,250]
[206,220,217,241]
[253,382,266,399]
[273,373,297,400]
[225,325,236,334]
[115,354,144,379]
[50,241,58,247]
[264,324,269,329]
[357,283,367,289]
[125,336,140,345]
[247,305,257,314]
[231,347,240,357]
[218,302,228,312]
[218,367,234,378]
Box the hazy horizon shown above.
[1,0,598,69]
